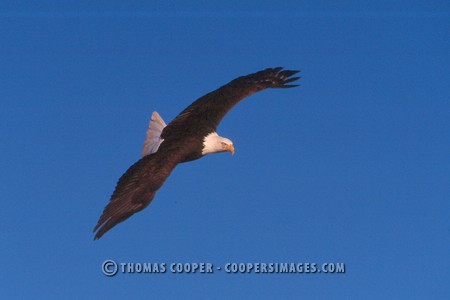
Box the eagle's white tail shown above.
[142,111,166,157]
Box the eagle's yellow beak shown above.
[227,144,235,155]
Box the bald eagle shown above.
[93,67,300,240]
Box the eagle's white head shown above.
[202,132,234,156]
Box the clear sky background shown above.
[1,1,449,299]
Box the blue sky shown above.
[1,1,449,299]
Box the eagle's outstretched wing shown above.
[161,67,300,138]
[93,149,181,240]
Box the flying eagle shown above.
[93,67,300,240]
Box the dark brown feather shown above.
[93,145,187,240]
[161,67,300,138]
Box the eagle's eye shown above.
[221,142,227,146]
